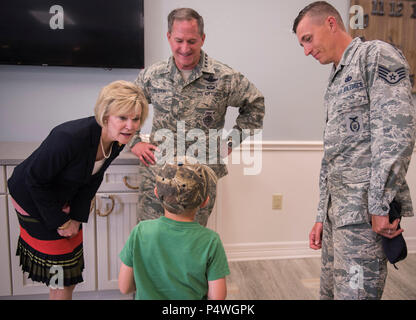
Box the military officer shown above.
[129,8,265,226]
[293,1,415,299]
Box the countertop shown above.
[0,141,140,166]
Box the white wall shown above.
[0,0,415,259]
[1,0,414,142]
[215,143,416,261]
[0,0,350,142]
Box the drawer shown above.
[5,165,140,193]
[98,165,140,192]
[0,166,5,194]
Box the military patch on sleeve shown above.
[345,112,363,135]
[378,65,406,85]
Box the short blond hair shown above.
[94,80,148,128]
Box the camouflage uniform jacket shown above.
[317,37,416,227]
[130,50,265,178]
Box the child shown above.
[118,158,230,299]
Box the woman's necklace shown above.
[100,138,114,159]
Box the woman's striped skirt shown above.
[12,198,85,287]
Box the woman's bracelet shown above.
[58,219,72,230]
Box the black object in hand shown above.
[381,200,407,269]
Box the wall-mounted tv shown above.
[0,0,144,69]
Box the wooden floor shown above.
[3,254,414,300]
[226,253,416,300]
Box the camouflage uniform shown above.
[318,38,416,299]
[130,50,265,225]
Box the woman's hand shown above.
[57,220,81,238]
[130,142,159,166]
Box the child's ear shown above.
[200,196,210,209]
[154,186,159,199]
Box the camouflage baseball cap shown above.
[155,157,218,214]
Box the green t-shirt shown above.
[119,216,230,300]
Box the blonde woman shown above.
[7,80,148,299]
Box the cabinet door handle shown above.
[96,195,115,217]
[90,196,96,213]
[123,176,139,190]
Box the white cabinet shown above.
[0,194,12,296]
[3,164,140,297]
[99,165,140,192]
[0,166,12,297]
[94,164,140,290]
[1,162,224,298]
[95,192,138,290]
[0,166,5,193]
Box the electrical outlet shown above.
[272,194,283,210]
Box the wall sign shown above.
[349,0,416,92]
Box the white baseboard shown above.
[404,236,416,254]
[224,241,321,262]
[225,237,416,262]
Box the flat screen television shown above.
[0,0,144,69]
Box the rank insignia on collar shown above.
[345,75,352,83]
[378,65,406,85]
